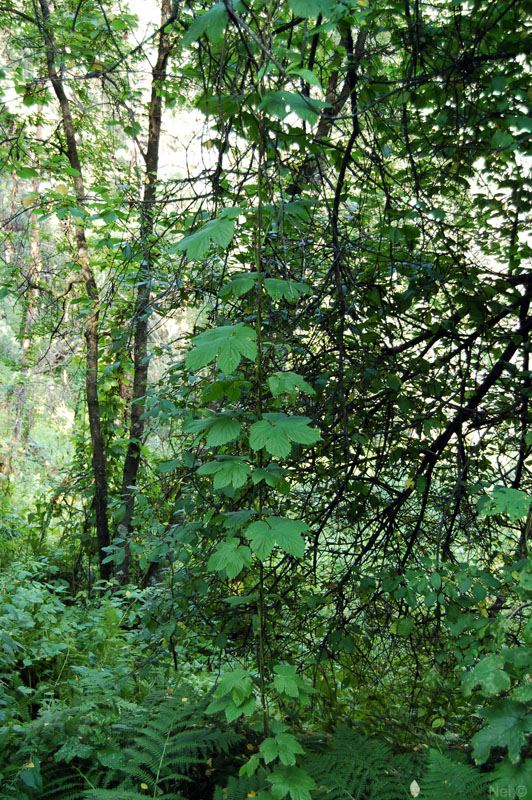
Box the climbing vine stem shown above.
[255,100,269,738]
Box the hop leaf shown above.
[287,0,331,17]
[260,733,304,765]
[244,517,308,560]
[264,278,312,302]
[258,91,329,125]
[214,668,252,698]
[462,654,511,697]
[268,372,314,397]
[472,700,532,764]
[197,457,251,488]
[249,413,321,458]
[186,413,241,446]
[186,323,257,374]
[207,538,252,578]
[477,486,531,522]
[267,767,317,800]
[272,664,311,699]
[219,272,257,299]
[181,2,228,45]
[490,757,532,799]
[173,207,241,259]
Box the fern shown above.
[213,772,269,800]
[84,791,179,800]
[82,690,242,800]
[419,749,488,800]
[214,726,415,800]
[34,770,86,800]
[305,726,415,800]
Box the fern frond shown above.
[84,790,182,800]
[213,771,269,800]
[82,690,241,800]
[419,749,488,800]
[40,772,85,800]
[305,725,414,800]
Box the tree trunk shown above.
[38,0,110,581]
[115,0,174,583]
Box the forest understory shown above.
[1,0,532,797]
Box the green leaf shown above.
[260,737,279,764]
[182,2,228,45]
[462,655,511,697]
[207,538,252,578]
[250,419,291,458]
[244,521,277,560]
[206,418,241,447]
[196,93,243,118]
[472,701,532,764]
[173,207,241,259]
[268,372,314,397]
[273,664,306,699]
[264,278,312,302]
[260,733,304,766]
[287,0,331,18]
[232,680,253,707]
[197,457,251,488]
[219,272,257,298]
[214,669,252,700]
[239,753,261,776]
[207,680,255,721]
[55,737,93,763]
[512,685,532,702]
[186,324,257,373]
[519,571,532,591]
[249,413,321,458]
[491,75,507,92]
[221,510,255,529]
[477,486,531,522]
[244,517,308,560]
[186,413,242,446]
[509,116,532,134]
[258,91,329,125]
[268,767,317,800]
[17,167,38,179]
[19,759,42,791]
[227,695,256,721]
[430,572,442,590]
[396,618,414,636]
[287,68,322,88]
[205,695,228,715]
[155,458,181,474]
[276,734,304,765]
[251,464,287,489]
[202,378,247,403]
[491,130,515,150]
[491,757,532,799]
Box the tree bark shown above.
[38,0,110,581]
[116,0,174,583]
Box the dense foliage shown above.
[1,0,532,796]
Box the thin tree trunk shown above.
[37,0,110,581]
[3,170,19,486]
[12,186,39,445]
[116,0,173,583]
